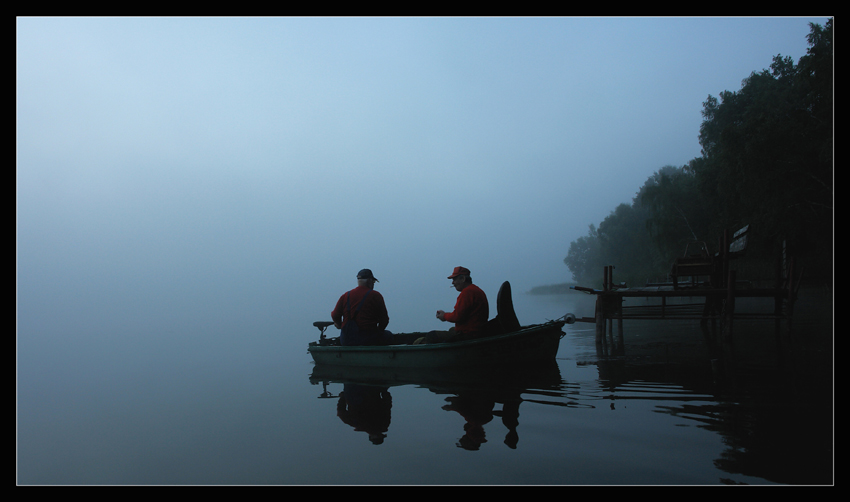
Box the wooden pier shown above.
[571,227,801,357]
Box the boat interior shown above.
[312,281,522,346]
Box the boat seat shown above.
[484,281,521,336]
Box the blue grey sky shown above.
[17,16,829,332]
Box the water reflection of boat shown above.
[309,359,563,393]
[310,360,567,450]
[308,281,575,368]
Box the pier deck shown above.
[572,263,798,357]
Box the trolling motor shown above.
[317,381,337,399]
[312,321,337,345]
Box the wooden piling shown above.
[595,297,604,347]
[607,266,613,350]
[724,270,736,340]
[616,300,624,355]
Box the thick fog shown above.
[17,17,827,336]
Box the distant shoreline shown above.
[527,283,580,295]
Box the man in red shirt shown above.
[430,266,489,342]
[331,269,391,346]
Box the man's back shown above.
[333,285,389,333]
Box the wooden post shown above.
[617,298,624,355]
[606,266,615,352]
[597,267,608,354]
[724,270,736,341]
[595,297,604,347]
[786,258,796,333]
[603,266,609,292]
[715,229,727,289]
[774,249,785,340]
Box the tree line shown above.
[564,19,833,288]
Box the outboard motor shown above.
[312,321,334,344]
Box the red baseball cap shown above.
[447,266,471,279]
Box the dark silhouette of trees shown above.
[565,19,833,287]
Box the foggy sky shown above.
[17,16,829,333]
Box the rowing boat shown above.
[308,281,575,369]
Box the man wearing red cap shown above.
[434,266,489,341]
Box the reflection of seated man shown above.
[442,394,495,451]
[419,267,489,344]
[495,398,521,449]
[337,383,392,445]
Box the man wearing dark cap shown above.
[432,266,489,342]
[331,269,391,346]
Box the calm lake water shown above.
[17,290,833,485]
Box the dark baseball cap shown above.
[357,269,378,282]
